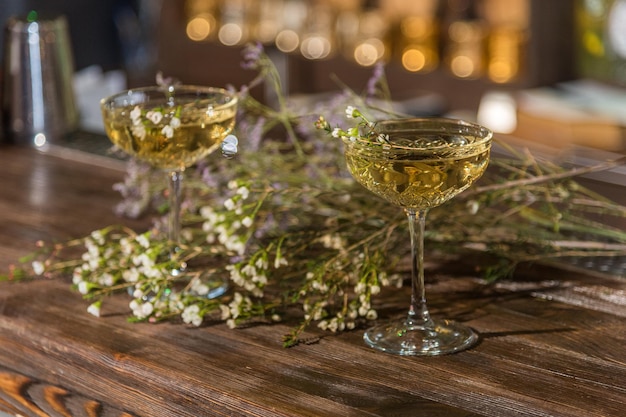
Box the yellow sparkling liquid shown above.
[103,104,236,170]
[345,134,490,209]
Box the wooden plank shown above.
[0,365,135,417]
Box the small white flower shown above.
[219,304,231,320]
[161,125,174,139]
[78,281,90,295]
[99,272,115,286]
[135,234,150,248]
[467,200,480,215]
[169,116,181,129]
[320,234,345,250]
[129,300,154,319]
[87,302,101,317]
[255,257,268,270]
[134,253,154,269]
[252,273,268,285]
[331,128,341,138]
[142,265,163,279]
[223,198,235,211]
[358,304,370,317]
[377,133,389,143]
[241,264,257,277]
[130,106,142,123]
[140,301,154,317]
[274,255,288,269]
[236,186,250,199]
[217,231,229,244]
[123,268,140,283]
[201,220,214,233]
[312,308,324,321]
[182,304,203,326]
[200,206,215,219]
[226,237,245,254]
[120,237,133,255]
[103,247,115,259]
[328,318,339,332]
[88,257,100,270]
[72,268,83,284]
[32,261,45,275]
[146,110,163,124]
[366,309,378,320]
[90,230,105,245]
[85,239,99,257]
[190,278,209,296]
[242,216,253,228]
[228,266,245,287]
[345,106,356,118]
[131,123,146,140]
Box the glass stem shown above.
[168,170,183,245]
[406,208,433,328]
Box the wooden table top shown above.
[0,144,625,417]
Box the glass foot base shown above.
[363,318,478,356]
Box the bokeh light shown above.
[186,14,215,41]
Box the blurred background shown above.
[1,0,626,153]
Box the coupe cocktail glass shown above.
[101,86,237,297]
[343,117,492,355]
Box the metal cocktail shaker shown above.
[2,13,78,147]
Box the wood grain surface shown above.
[0,145,624,417]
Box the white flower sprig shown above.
[315,106,389,144]
[130,105,182,140]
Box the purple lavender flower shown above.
[246,116,266,151]
[112,158,153,218]
[366,62,385,98]
[197,162,219,188]
[241,42,264,70]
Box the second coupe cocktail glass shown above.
[343,117,493,355]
